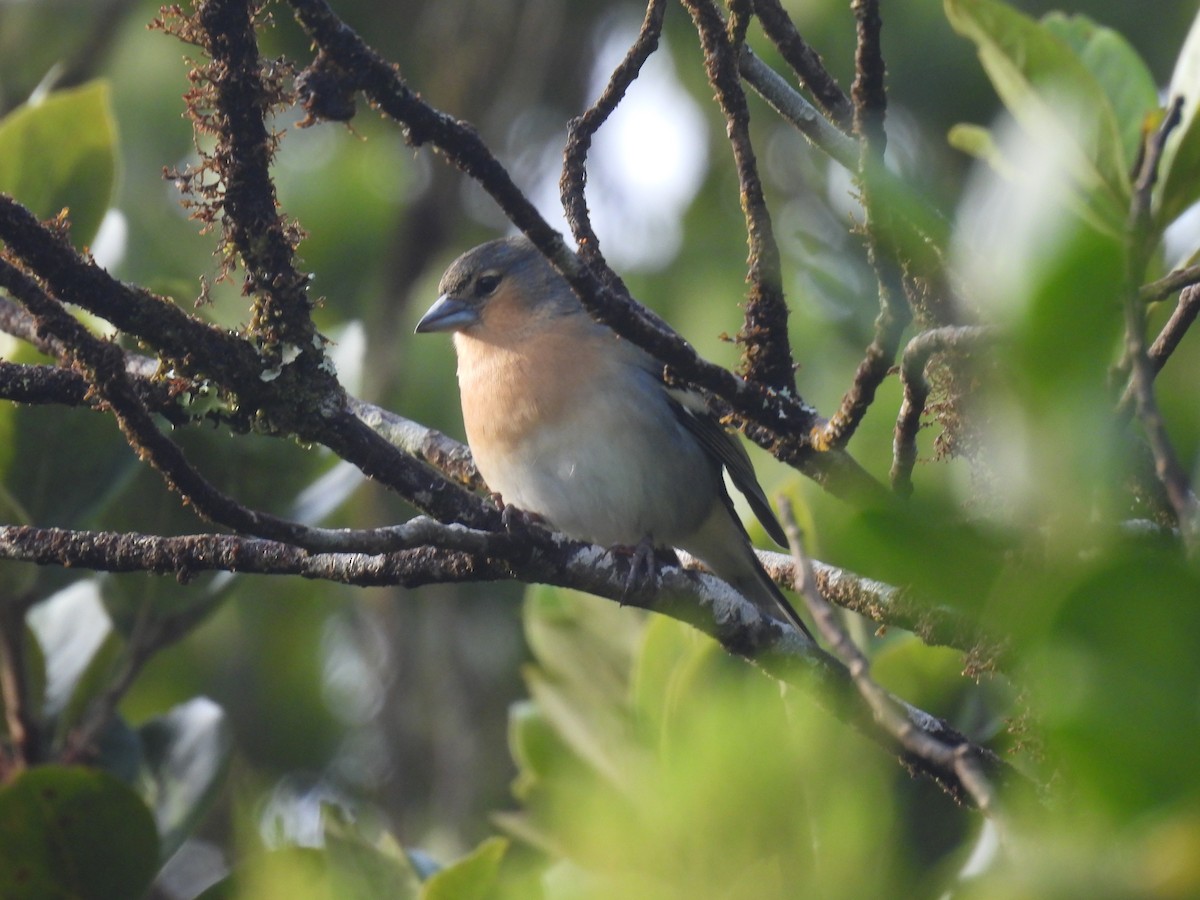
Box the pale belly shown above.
[467,384,719,547]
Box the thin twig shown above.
[754,548,1009,673]
[1139,262,1200,304]
[1116,283,1200,418]
[682,0,794,390]
[560,0,666,267]
[816,0,907,451]
[1123,97,1198,541]
[739,48,858,170]
[813,0,911,451]
[1147,283,1200,373]
[749,0,853,130]
[779,497,1007,818]
[891,326,998,496]
[850,0,887,156]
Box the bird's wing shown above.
[663,385,788,548]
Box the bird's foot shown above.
[612,536,677,603]
[493,493,547,533]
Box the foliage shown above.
[0,0,1198,898]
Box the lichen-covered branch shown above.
[813,0,913,452]
[1124,98,1198,541]
[749,0,852,130]
[682,0,794,391]
[779,499,1007,813]
[0,519,1022,804]
[891,326,998,497]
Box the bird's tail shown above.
[722,549,816,643]
[683,503,816,642]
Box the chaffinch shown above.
[416,236,813,640]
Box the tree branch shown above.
[813,0,913,452]
[779,498,1008,814]
[739,48,859,170]
[1124,97,1198,541]
[682,0,794,391]
[891,326,998,496]
[194,0,321,359]
[561,0,666,269]
[754,547,1008,673]
[749,0,853,131]
[0,518,1024,804]
[1140,262,1200,304]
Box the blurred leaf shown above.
[522,667,632,792]
[502,586,923,897]
[0,399,19,500]
[945,0,1130,233]
[95,714,144,786]
[1031,547,1200,818]
[835,502,1010,613]
[0,80,118,248]
[26,578,112,719]
[1041,13,1158,167]
[1159,7,1200,226]
[419,837,507,900]
[947,123,1014,176]
[198,843,418,900]
[6,404,142,529]
[523,587,642,703]
[139,697,232,860]
[507,700,566,800]
[872,635,969,715]
[100,569,227,641]
[0,765,159,900]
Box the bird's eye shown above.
[476,273,501,297]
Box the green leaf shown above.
[94,714,144,786]
[507,699,563,799]
[1029,548,1200,818]
[1159,8,1200,226]
[198,844,418,900]
[138,697,232,860]
[945,0,1130,233]
[1041,13,1158,167]
[0,765,159,900]
[0,81,118,248]
[947,122,1015,176]
[419,837,507,900]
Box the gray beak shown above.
[414,295,479,334]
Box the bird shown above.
[415,236,813,641]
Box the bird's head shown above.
[415,236,579,340]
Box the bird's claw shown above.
[494,493,546,534]
[614,535,676,603]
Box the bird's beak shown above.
[414,295,479,334]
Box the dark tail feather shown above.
[725,548,816,642]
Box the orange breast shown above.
[454,321,612,459]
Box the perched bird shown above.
[416,236,813,640]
